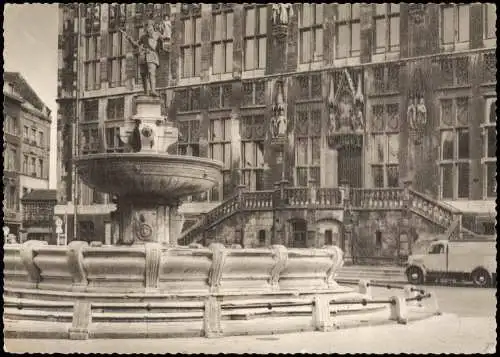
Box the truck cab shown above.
[405,239,496,287]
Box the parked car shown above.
[405,238,496,287]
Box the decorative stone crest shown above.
[133,212,155,242]
[327,69,365,136]
[270,80,287,141]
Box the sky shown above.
[4,4,59,189]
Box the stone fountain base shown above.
[3,243,440,340]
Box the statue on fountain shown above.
[121,19,169,97]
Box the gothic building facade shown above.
[56,4,496,259]
[3,72,52,239]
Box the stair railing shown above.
[408,189,461,229]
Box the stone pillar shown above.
[235,184,247,246]
[309,179,318,204]
[341,179,353,264]
[118,197,181,246]
[402,178,413,254]
[271,181,281,245]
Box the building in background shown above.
[57,4,496,259]
[21,189,58,243]
[3,72,52,240]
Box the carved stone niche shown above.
[408,4,426,25]
[272,4,293,38]
[407,66,427,145]
[270,79,288,146]
[327,69,365,138]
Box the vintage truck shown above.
[405,239,496,287]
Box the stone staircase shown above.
[335,265,406,284]
[178,185,481,248]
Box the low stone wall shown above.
[3,241,343,294]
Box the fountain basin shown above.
[75,153,223,201]
[4,242,440,340]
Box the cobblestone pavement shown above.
[5,315,496,354]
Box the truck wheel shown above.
[407,267,424,285]
[471,269,491,288]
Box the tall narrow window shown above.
[241,115,266,191]
[439,98,470,199]
[108,8,126,88]
[181,14,202,78]
[209,117,232,200]
[38,131,44,148]
[82,99,99,122]
[80,126,100,154]
[484,4,497,40]
[105,127,124,153]
[177,119,200,157]
[212,6,234,74]
[244,5,267,70]
[299,4,324,63]
[38,159,44,178]
[31,157,36,176]
[441,4,470,49]
[106,97,124,121]
[482,98,496,198]
[84,4,101,90]
[373,4,400,54]
[370,104,400,188]
[335,4,360,58]
[294,107,321,186]
[23,155,28,174]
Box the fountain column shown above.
[112,96,184,246]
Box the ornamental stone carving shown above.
[66,241,89,288]
[328,69,365,136]
[270,80,287,140]
[207,243,227,292]
[272,4,293,26]
[145,242,162,290]
[407,67,427,145]
[269,245,288,289]
[20,240,48,284]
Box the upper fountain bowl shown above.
[75,153,223,201]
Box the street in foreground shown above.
[4,315,496,354]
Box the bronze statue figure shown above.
[120,19,169,97]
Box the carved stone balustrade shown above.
[350,188,404,210]
[241,191,274,210]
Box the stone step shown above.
[336,266,407,284]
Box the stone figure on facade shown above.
[271,81,287,138]
[351,74,365,131]
[121,19,169,97]
[408,95,427,145]
[327,76,338,134]
[272,4,293,25]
